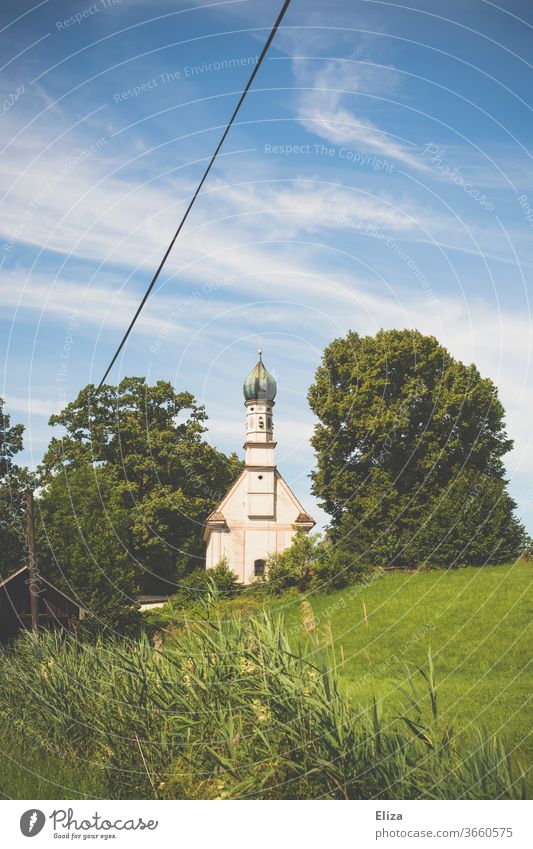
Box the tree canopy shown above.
[0,395,23,479]
[39,377,243,591]
[38,463,140,633]
[0,397,34,572]
[308,329,524,567]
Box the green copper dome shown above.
[243,351,277,402]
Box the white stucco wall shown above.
[205,471,311,584]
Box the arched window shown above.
[254,559,266,577]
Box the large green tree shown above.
[0,397,34,572]
[0,395,23,479]
[38,463,140,632]
[308,329,524,567]
[40,377,242,591]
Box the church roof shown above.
[294,512,316,525]
[206,511,226,524]
[243,350,277,402]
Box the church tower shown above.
[203,349,315,584]
[243,349,277,518]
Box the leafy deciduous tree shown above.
[308,329,524,567]
[0,398,34,572]
[37,463,140,632]
[41,378,243,590]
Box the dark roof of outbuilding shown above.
[0,566,88,612]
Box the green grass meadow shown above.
[272,562,532,760]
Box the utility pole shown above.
[26,489,39,631]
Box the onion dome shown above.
[243,349,277,401]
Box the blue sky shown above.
[1,0,532,531]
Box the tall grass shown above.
[0,604,526,800]
[0,727,103,799]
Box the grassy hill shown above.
[265,561,532,761]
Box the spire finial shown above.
[258,335,263,360]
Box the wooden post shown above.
[26,489,39,631]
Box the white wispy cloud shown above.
[293,59,426,171]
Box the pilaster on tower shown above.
[242,349,278,516]
[244,396,276,467]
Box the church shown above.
[203,350,315,584]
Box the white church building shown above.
[203,350,315,584]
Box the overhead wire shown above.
[93,0,293,396]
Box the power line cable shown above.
[94,0,293,396]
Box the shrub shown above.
[266,530,373,594]
[312,544,373,590]
[266,530,323,593]
[174,557,239,604]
